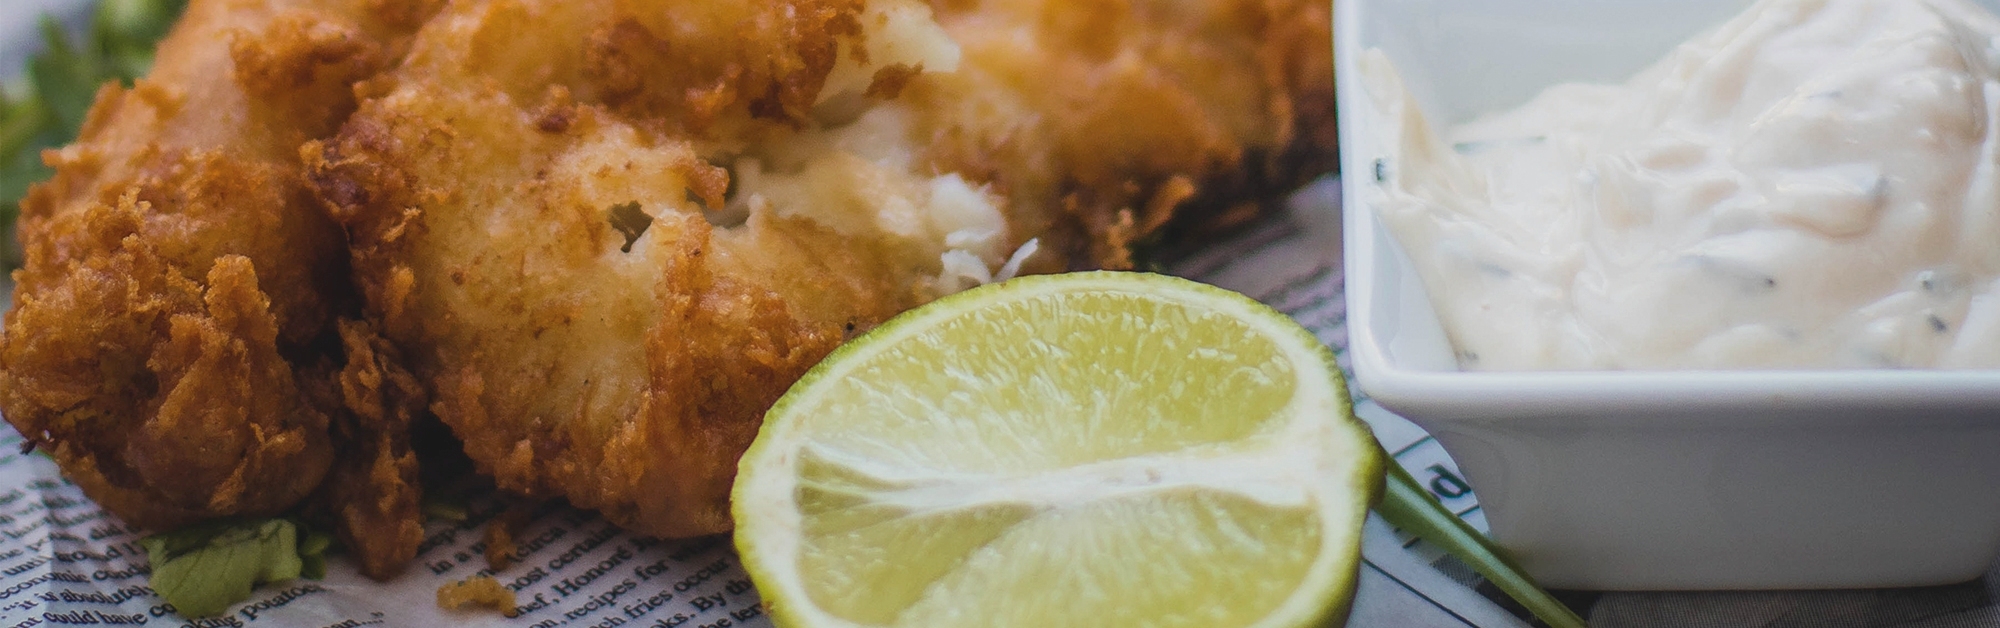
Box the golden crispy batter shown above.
[923,0,1337,267]
[303,319,428,579]
[312,0,1334,538]
[0,0,438,578]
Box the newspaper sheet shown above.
[0,176,1545,628]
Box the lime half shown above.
[733,271,1383,628]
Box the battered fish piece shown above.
[0,0,437,578]
[313,0,1333,537]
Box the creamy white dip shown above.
[1369,0,2000,369]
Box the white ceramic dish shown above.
[1338,0,2000,590]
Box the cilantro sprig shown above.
[0,0,186,269]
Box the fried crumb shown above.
[481,500,541,571]
[437,576,518,617]
[1141,175,1198,235]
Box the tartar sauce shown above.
[1369,0,2000,369]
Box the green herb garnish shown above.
[297,527,333,580]
[421,494,470,523]
[607,201,653,253]
[142,518,322,618]
[1376,455,1589,628]
[0,0,186,268]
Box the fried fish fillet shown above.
[312,0,1334,538]
[0,0,439,578]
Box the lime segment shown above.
[734,271,1382,628]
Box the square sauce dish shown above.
[1338,0,2000,589]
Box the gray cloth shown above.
[1586,564,2000,627]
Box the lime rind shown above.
[734,271,1383,628]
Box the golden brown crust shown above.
[581,0,866,126]
[918,0,1338,268]
[2,198,333,526]
[0,0,440,555]
[2,189,338,528]
[306,319,427,580]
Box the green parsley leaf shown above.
[142,519,305,618]
[607,201,653,253]
[297,528,332,556]
[297,527,333,581]
[28,17,101,136]
[421,494,470,523]
[95,0,181,79]
[0,0,187,270]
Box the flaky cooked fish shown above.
[309,0,1334,539]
